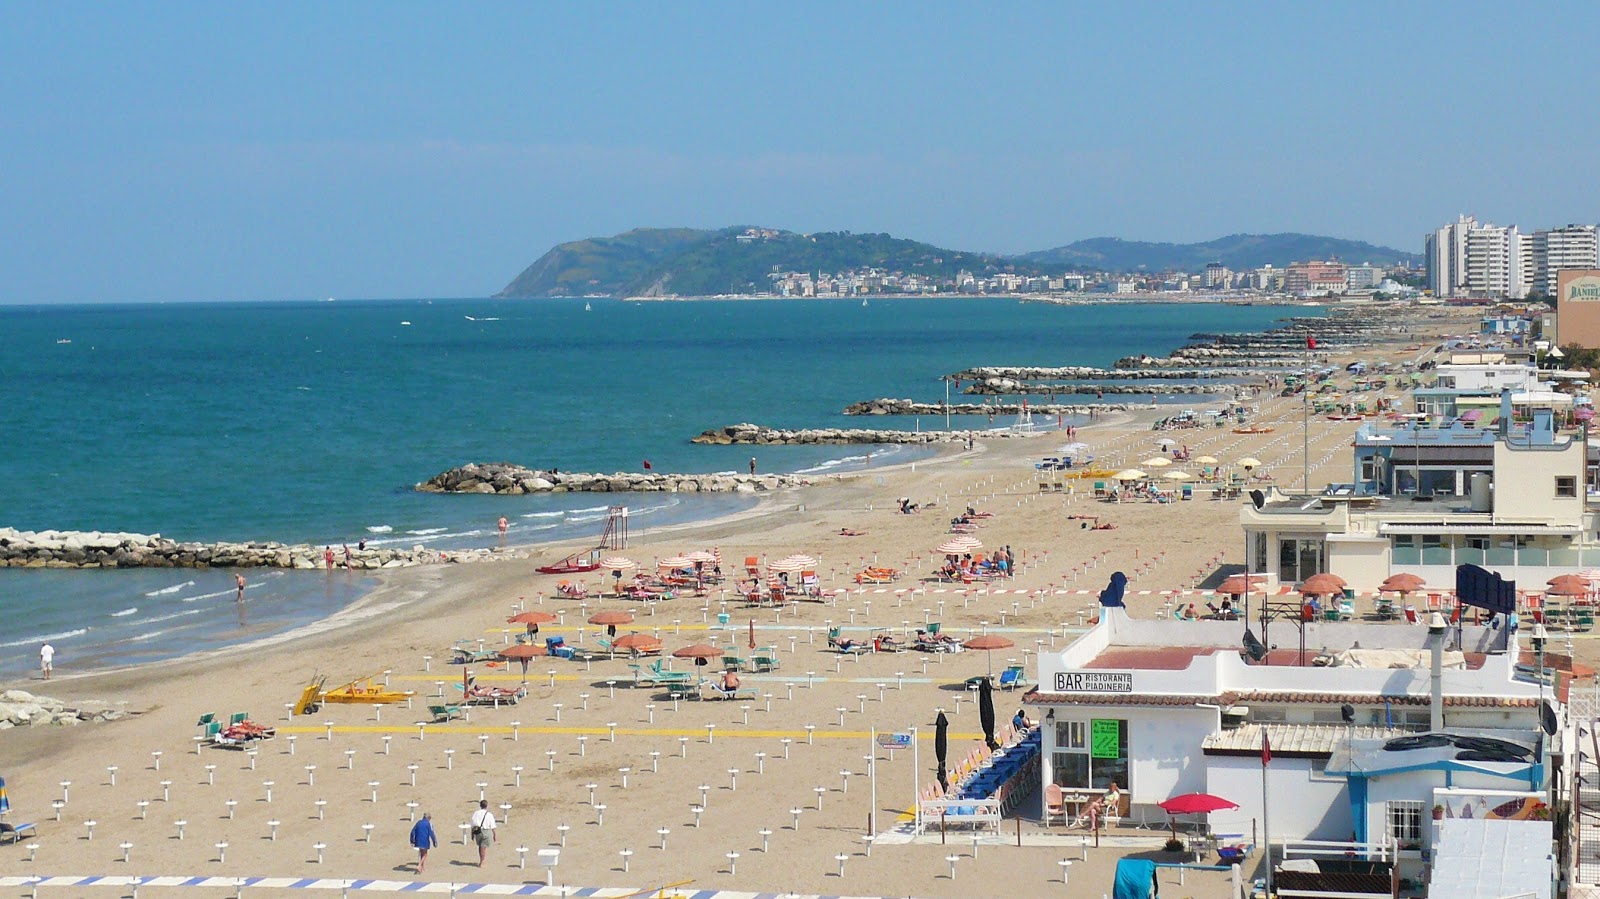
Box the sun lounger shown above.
[0,821,38,845]
[998,665,1027,690]
[638,660,692,686]
[428,704,465,723]
[663,680,698,700]
[751,647,781,671]
[827,627,871,655]
[701,682,759,701]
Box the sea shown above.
[0,297,1310,677]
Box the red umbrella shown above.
[497,644,548,660]
[588,610,634,626]
[1218,574,1266,596]
[1547,575,1589,597]
[1299,573,1346,596]
[1381,573,1425,596]
[963,634,1016,678]
[672,644,723,660]
[1158,792,1239,839]
[748,619,756,651]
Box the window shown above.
[1387,800,1424,847]
[1557,476,1577,498]
[1055,720,1086,749]
[1252,708,1287,723]
[1050,718,1128,794]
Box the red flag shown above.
[642,460,652,471]
[1262,731,1272,766]
[1306,336,1317,350]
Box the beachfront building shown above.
[1346,264,1386,292]
[1465,223,1529,299]
[1239,399,1597,593]
[1023,602,1563,885]
[1531,225,1600,297]
[1427,215,1476,298]
[1284,260,1349,297]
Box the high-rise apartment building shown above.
[1426,215,1475,297]
[1531,225,1600,297]
[1425,215,1528,298]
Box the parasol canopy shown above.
[1158,792,1239,815]
[1195,455,1219,465]
[1114,469,1147,481]
[936,539,973,555]
[588,610,635,626]
[767,557,807,573]
[1237,457,1263,469]
[1300,573,1347,596]
[1155,438,1177,447]
[599,556,637,572]
[507,611,558,626]
[497,643,548,660]
[657,555,694,569]
[672,644,724,660]
[1141,456,1172,468]
[1547,574,1590,597]
[965,634,1016,679]
[779,554,818,568]
[1162,470,1193,481]
[1380,573,1426,594]
[1218,573,1266,596]
[686,550,718,563]
[613,633,662,652]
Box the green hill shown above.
[1018,233,1418,272]
[493,227,715,298]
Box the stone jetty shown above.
[0,690,129,729]
[0,528,465,570]
[418,462,815,495]
[843,399,1137,415]
[691,424,1030,444]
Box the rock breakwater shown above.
[0,690,130,729]
[692,424,1031,444]
[418,462,816,495]
[843,399,1136,415]
[0,528,466,570]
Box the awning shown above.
[1378,522,1581,536]
[1429,819,1554,899]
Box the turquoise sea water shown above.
[0,297,1306,675]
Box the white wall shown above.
[1040,706,1219,814]
[1207,755,1352,841]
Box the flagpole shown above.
[1262,732,1274,899]
[1303,338,1311,495]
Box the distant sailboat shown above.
[861,299,868,307]
[584,302,592,311]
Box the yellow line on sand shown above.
[280,724,982,740]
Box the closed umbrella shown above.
[934,712,950,793]
[978,677,998,750]
[0,774,9,816]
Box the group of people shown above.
[407,799,498,873]
[937,548,1013,581]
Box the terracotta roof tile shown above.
[1022,686,1539,709]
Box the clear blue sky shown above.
[3,3,1596,303]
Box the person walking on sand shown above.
[235,573,247,602]
[469,799,496,867]
[39,642,54,680]
[409,811,437,873]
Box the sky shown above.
[2,3,1598,304]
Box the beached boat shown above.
[536,549,602,575]
[1232,425,1275,434]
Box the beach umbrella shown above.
[657,555,693,569]
[497,643,547,683]
[1157,792,1239,839]
[588,610,634,626]
[936,539,972,555]
[767,557,807,573]
[1547,575,1589,597]
[613,633,662,653]
[1162,470,1193,481]
[1381,573,1426,594]
[964,634,1016,679]
[672,644,723,660]
[1300,573,1347,596]
[1195,455,1219,465]
[1114,469,1146,481]
[686,550,717,563]
[780,554,818,568]
[950,535,982,550]
[978,678,998,751]
[1155,438,1177,447]
[1237,457,1263,469]
[507,611,558,626]
[1218,573,1266,596]
[1059,442,1090,455]
[934,712,950,793]
[1141,457,1172,468]
[599,556,636,572]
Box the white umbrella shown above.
[943,535,982,552]
[1195,455,1219,465]
[1141,457,1172,468]
[1114,469,1147,481]
[1162,470,1194,481]
[685,550,717,563]
[1059,442,1091,455]
[1237,457,1263,469]
[657,555,693,569]
[1156,438,1177,447]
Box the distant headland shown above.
[492,226,1420,299]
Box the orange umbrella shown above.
[1547,575,1589,597]
[672,644,724,660]
[507,611,558,626]
[497,643,548,660]
[1218,574,1266,596]
[613,633,662,653]
[1300,573,1346,596]
[964,634,1016,678]
[1381,573,1426,595]
[588,610,635,626]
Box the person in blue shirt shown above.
[409,811,437,874]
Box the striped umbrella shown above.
[598,557,637,572]
[779,554,818,568]
[657,555,694,569]
[685,550,717,564]
[768,557,807,573]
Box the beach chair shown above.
[998,665,1026,691]
[545,636,574,660]
[0,821,38,845]
[720,651,748,672]
[195,712,216,730]
[646,659,692,686]
[744,556,761,578]
[428,703,465,723]
[1044,784,1066,826]
[827,627,871,655]
[800,571,819,597]
[664,680,698,700]
[751,646,780,672]
[1092,481,1107,498]
[702,682,758,702]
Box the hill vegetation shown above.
[1019,233,1419,272]
[493,227,1420,297]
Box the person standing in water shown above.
[749,457,757,476]
[497,516,508,537]
[235,573,247,602]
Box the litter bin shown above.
[716,612,731,626]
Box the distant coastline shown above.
[611,292,1326,306]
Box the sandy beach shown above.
[1,310,1517,898]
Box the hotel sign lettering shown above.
[1052,671,1133,693]
[1561,272,1600,303]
